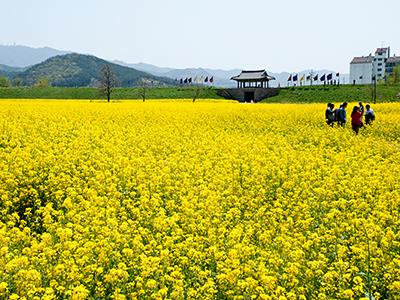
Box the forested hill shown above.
[17,53,175,87]
[0,64,24,77]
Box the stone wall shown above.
[216,88,280,103]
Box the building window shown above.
[377,68,382,72]
[378,58,383,61]
[378,63,382,66]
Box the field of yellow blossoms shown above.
[1,100,400,300]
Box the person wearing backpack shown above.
[325,103,335,127]
[365,104,375,125]
[333,105,340,125]
[337,102,348,127]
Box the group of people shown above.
[325,101,375,134]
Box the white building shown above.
[350,55,373,85]
[350,47,390,84]
[373,47,390,80]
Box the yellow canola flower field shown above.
[0,100,400,300]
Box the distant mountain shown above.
[114,61,349,87]
[0,45,349,87]
[0,45,70,68]
[0,64,25,77]
[18,53,175,87]
[114,61,240,87]
[113,61,174,76]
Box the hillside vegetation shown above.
[266,84,400,103]
[16,53,174,87]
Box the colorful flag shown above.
[313,74,318,81]
[288,74,292,81]
[293,74,298,82]
[205,76,209,83]
[300,75,305,81]
[327,73,333,81]
[336,72,340,77]
[180,78,183,84]
[306,75,311,81]
[209,76,214,83]
[188,78,192,83]
[184,78,188,84]
[320,74,326,81]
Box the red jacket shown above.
[351,111,362,126]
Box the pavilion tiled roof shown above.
[350,56,373,64]
[231,70,275,81]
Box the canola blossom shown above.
[0,100,400,300]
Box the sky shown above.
[1,0,399,73]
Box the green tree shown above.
[387,66,400,85]
[393,66,400,84]
[35,77,50,88]
[13,77,22,87]
[0,76,10,87]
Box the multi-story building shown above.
[350,47,391,84]
[373,47,390,80]
[386,56,400,75]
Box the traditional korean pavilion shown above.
[216,69,277,102]
[231,70,275,89]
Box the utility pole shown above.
[310,70,314,86]
[371,75,377,104]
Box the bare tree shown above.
[192,83,204,103]
[138,78,153,102]
[99,64,118,102]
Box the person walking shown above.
[337,102,348,127]
[365,104,375,125]
[358,101,365,127]
[325,103,335,126]
[359,102,365,116]
[351,106,362,134]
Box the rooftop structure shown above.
[231,70,275,89]
[350,56,374,64]
[375,47,390,56]
[386,56,400,64]
[386,56,400,75]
